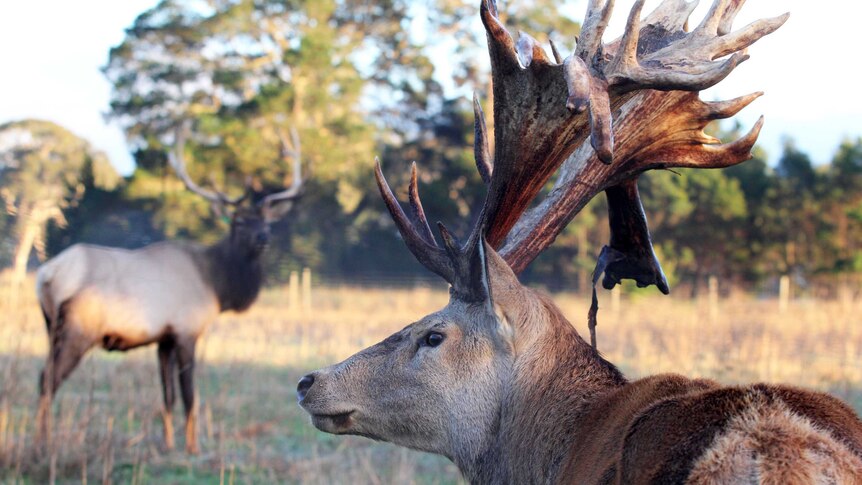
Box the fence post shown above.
[839,283,852,310]
[708,275,719,322]
[301,267,312,315]
[288,271,300,314]
[778,275,790,314]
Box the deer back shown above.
[37,242,219,343]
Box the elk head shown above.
[298,0,786,475]
[170,122,304,257]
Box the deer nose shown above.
[255,232,269,245]
[297,374,315,402]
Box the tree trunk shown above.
[12,215,41,282]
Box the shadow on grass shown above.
[0,352,463,484]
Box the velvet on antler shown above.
[375,0,786,340]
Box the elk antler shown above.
[376,0,786,329]
[170,120,251,217]
[259,126,305,222]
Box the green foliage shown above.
[18,0,859,294]
[105,0,380,270]
[0,120,120,274]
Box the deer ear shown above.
[477,239,515,344]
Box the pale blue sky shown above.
[1,0,860,176]
[0,0,158,175]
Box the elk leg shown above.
[36,331,90,447]
[157,337,177,450]
[176,339,198,454]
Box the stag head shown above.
[299,0,786,474]
[297,247,516,457]
[170,122,305,255]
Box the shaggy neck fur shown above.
[199,234,265,312]
[459,253,627,484]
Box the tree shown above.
[724,146,776,282]
[104,0,379,278]
[825,137,862,273]
[639,167,747,293]
[0,120,119,280]
[770,139,822,276]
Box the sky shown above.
[1,0,860,176]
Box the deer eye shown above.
[423,331,444,347]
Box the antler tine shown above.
[549,39,563,65]
[692,0,730,36]
[608,0,646,76]
[374,159,455,283]
[473,94,493,184]
[260,126,304,207]
[575,0,615,62]
[640,0,698,32]
[710,14,789,59]
[660,116,764,170]
[718,0,746,35]
[480,0,519,73]
[703,91,762,120]
[605,0,788,94]
[376,154,493,302]
[170,121,244,206]
[408,162,436,244]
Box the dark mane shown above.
[200,236,264,312]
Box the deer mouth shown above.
[311,410,355,433]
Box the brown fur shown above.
[35,208,271,454]
[300,250,862,483]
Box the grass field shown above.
[0,278,860,484]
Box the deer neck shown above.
[462,271,627,483]
[202,235,265,313]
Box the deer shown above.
[298,0,862,482]
[35,123,304,454]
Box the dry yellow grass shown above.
[0,277,860,483]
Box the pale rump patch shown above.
[687,397,862,485]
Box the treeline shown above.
[547,136,862,294]
[1,0,860,295]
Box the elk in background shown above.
[35,123,304,453]
[299,0,862,482]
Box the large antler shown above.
[376,0,786,317]
[170,121,304,222]
[170,120,250,217]
[480,0,786,248]
[259,126,304,222]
